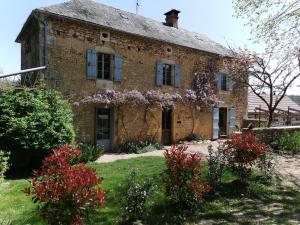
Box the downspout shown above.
[41,20,48,67]
[32,13,48,67]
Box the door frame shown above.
[95,107,114,151]
[219,107,228,138]
[161,109,173,145]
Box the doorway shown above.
[96,108,113,151]
[162,109,172,145]
[219,108,228,137]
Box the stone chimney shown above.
[164,9,180,28]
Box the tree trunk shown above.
[191,106,195,134]
[267,110,274,127]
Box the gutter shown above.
[0,66,47,79]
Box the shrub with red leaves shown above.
[163,145,211,209]
[224,132,269,179]
[24,145,105,225]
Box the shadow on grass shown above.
[140,174,300,225]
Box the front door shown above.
[162,109,172,145]
[96,108,113,151]
[219,108,228,137]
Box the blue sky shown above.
[1,0,297,93]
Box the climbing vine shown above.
[75,72,219,139]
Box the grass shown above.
[0,156,299,225]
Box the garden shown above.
[0,88,299,225]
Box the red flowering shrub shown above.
[163,145,211,209]
[24,145,105,225]
[224,132,268,180]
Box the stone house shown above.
[16,0,247,150]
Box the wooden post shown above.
[287,106,290,126]
[258,105,261,127]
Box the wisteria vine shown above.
[76,73,219,110]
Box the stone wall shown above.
[248,126,300,144]
[242,118,268,128]
[22,14,247,147]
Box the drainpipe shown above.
[33,13,48,67]
[41,20,48,67]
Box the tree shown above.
[0,88,75,170]
[233,0,300,52]
[228,48,300,127]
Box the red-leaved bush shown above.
[24,145,105,225]
[224,132,268,179]
[163,145,211,209]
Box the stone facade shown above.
[18,12,247,150]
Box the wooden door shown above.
[162,109,172,145]
[219,108,228,137]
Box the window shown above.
[100,32,110,42]
[165,46,173,55]
[162,64,172,86]
[96,108,110,140]
[217,73,232,91]
[221,74,227,91]
[97,53,111,80]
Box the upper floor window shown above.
[217,73,232,91]
[220,74,227,91]
[97,53,111,80]
[156,61,180,87]
[87,49,122,81]
[162,64,172,86]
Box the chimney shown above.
[164,9,180,28]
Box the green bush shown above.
[70,142,103,164]
[0,151,9,183]
[185,133,203,142]
[117,139,162,154]
[207,144,226,190]
[120,170,157,222]
[0,89,75,170]
[278,132,300,154]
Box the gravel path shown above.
[96,140,219,163]
[276,154,300,187]
[96,141,300,187]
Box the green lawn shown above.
[0,156,299,225]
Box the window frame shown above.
[162,63,173,86]
[97,52,112,80]
[220,73,227,91]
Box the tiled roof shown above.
[288,95,300,106]
[248,92,300,113]
[17,0,230,56]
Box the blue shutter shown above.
[114,52,122,81]
[156,61,163,86]
[216,73,222,90]
[174,64,180,88]
[87,49,97,80]
[212,107,219,139]
[229,107,236,134]
[227,75,233,91]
